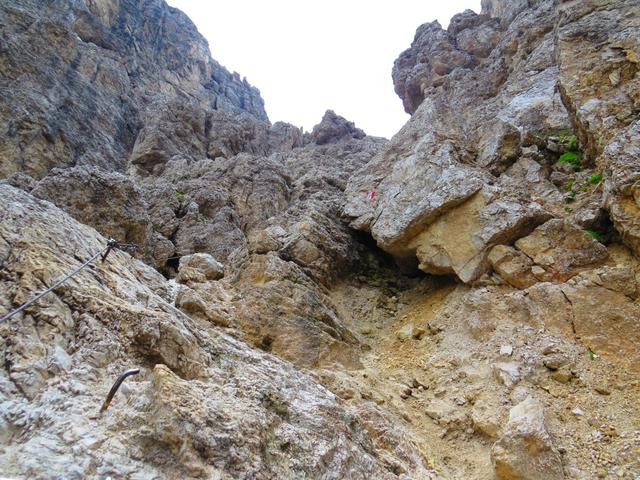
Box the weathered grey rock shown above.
[311,110,366,145]
[491,397,565,480]
[128,124,386,369]
[555,0,640,161]
[1,172,37,191]
[603,121,640,256]
[2,0,640,478]
[0,0,266,179]
[480,0,530,24]
[207,111,302,159]
[31,166,152,257]
[0,184,434,479]
[129,97,209,176]
[344,2,574,282]
[175,253,224,284]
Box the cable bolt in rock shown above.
[0,239,138,324]
[99,368,141,414]
[102,238,138,262]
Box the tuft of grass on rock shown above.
[587,173,603,185]
[558,151,582,171]
[585,229,602,241]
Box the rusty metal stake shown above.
[99,368,141,413]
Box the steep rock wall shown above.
[0,0,266,179]
[344,0,640,282]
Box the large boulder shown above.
[514,219,609,282]
[491,397,565,480]
[30,166,152,257]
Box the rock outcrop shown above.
[0,184,434,479]
[344,0,640,283]
[30,166,153,257]
[0,0,266,179]
[491,397,564,480]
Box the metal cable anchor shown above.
[101,238,138,263]
[99,368,141,413]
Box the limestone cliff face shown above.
[344,0,639,281]
[1,1,640,479]
[0,0,266,179]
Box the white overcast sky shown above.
[166,1,481,138]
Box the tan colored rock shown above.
[515,219,609,282]
[471,400,506,438]
[492,362,521,388]
[174,285,231,328]
[175,253,224,284]
[530,265,553,282]
[409,187,550,282]
[232,253,362,369]
[491,397,565,480]
[603,121,640,257]
[488,245,537,289]
[395,323,425,341]
[523,283,575,337]
[561,275,640,373]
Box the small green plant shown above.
[565,134,578,150]
[152,223,161,233]
[588,173,603,185]
[558,151,582,171]
[565,179,575,190]
[579,185,589,192]
[553,132,579,150]
[567,190,577,200]
[588,349,597,361]
[564,205,573,212]
[175,191,185,201]
[585,229,602,241]
[196,214,208,223]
